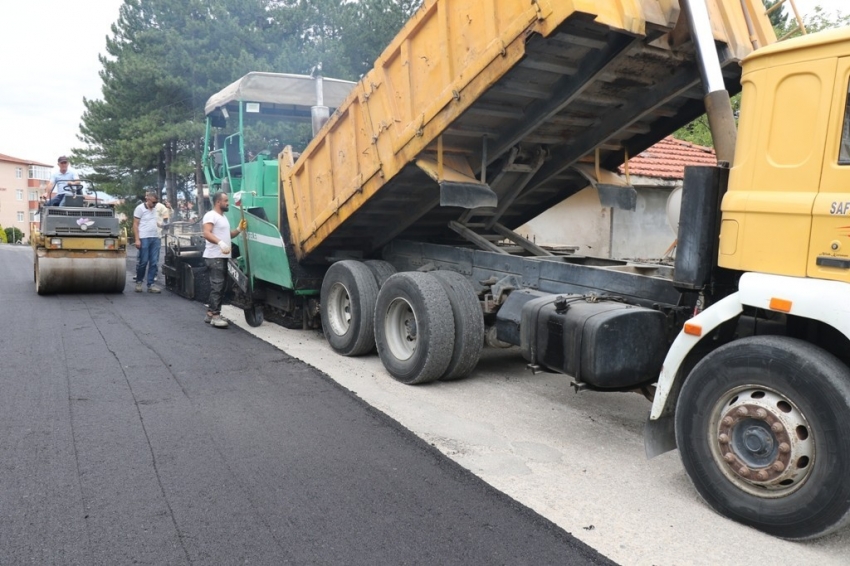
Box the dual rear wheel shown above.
[320,260,379,356]
[320,261,483,384]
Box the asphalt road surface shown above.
[0,244,613,565]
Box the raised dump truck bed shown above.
[281,0,775,263]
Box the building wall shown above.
[517,179,679,260]
[611,186,677,260]
[0,161,48,242]
[0,163,30,242]
[516,187,612,257]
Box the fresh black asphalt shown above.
[1,245,616,565]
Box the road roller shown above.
[31,182,127,295]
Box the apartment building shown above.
[0,153,52,243]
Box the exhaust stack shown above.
[311,74,330,136]
[681,0,738,166]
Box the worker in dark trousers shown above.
[202,191,246,328]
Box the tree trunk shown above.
[166,139,177,207]
[158,149,167,196]
[195,137,207,216]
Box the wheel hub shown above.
[327,282,352,336]
[385,298,417,361]
[713,388,814,496]
[741,425,774,457]
[404,317,417,340]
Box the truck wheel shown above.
[321,260,378,356]
[364,260,396,289]
[431,271,483,381]
[244,304,264,327]
[374,272,454,384]
[675,336,850,540]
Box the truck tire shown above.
[675,336,850,540]
[364,260,396,289]
[374,272,454,384]
[431,270,483,381]
[321,260,378,356]
[244,304,264,327]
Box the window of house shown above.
[29,210,36,222]
[28,165,51,181]
[841,79,850,165]
[15,167,22,179]
[16,189,23,201]
[29,191,38,201]
[17,211,24,222]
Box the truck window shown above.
[841,80,850,165]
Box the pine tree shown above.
[75,0,424,205]
[763,0,789,31]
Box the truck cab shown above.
[720,27,850,282]
[646,27,850,541]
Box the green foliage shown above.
[0,226,7,244]
[775,4,850,38]
[675,2,848,148]
[4,227,24,244]
[76,0,422,204]
[675,115,713,148]
[763,0,788,30]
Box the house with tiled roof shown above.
[518,137,716,259]
[0,153,53,242]
[616,136,716,179]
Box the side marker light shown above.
[684,322,702,337]
[769,298,792,313]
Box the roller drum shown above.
[35,255,126,294]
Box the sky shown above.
[0,0,124,166]
[0,0,846,167]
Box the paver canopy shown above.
[204,72,356,117]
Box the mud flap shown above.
[645,414,677,458]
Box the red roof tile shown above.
[618,136,716,180]
[0,153,53,168]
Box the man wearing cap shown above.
[43,156,79,207]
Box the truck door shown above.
[720,57,835,277]
[809,57,850,283]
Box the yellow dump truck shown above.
[201,0,850,538]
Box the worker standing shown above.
[202,191,246,328]
[155,198,172,245]
[133,191,162,294]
